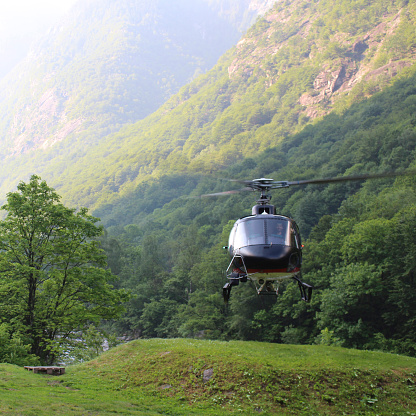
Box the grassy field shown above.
[1,338,416,415]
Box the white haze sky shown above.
[0,0,80,76]
[0,0,79,38]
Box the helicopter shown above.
[204,171,414,303]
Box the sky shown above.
[0,0,79,38]
[0,0,80,77]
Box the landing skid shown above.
[223,255,313,302]
[223,275,313,302]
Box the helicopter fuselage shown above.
[227,213,302,285]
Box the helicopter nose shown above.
[236,245,293,270]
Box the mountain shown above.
[2,0,415,210]
[84,0,416,355]
[28,0,416,212]
[0,0,272,171]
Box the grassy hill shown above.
[1,339,415,415]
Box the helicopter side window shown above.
[291,222,301,248]
[228,224,237,252]
[290,227,297,248]
[245,220,265,245]
[268,220,289,246]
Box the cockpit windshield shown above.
[268,220,289,245]
[231,218,298,249]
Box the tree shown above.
[0,175,128,364]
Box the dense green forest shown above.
[1,0,416,364]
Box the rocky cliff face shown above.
[227,1,416,120]
[249,0,278,15]
[7,87,84,156]
[298,11,412,119]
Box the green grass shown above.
[1,339,416,415]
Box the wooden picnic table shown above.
[24,366,65,376]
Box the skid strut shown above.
[223,255,249,302]
[292,275,313,302]
[223,256,313,303]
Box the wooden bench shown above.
[24,366,65,376]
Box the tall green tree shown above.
[0,175,127,364]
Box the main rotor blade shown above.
[189,169,415,198]
[199,187,252,197]
[287,170,415,186]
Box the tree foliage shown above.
[0,176,128,363]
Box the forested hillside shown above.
[1,0,416,361]
[99,68,416,356]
